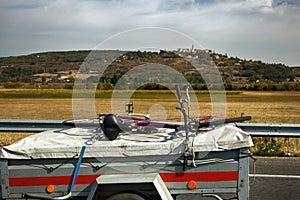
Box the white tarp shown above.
[0,124,253,160]
[191,125,254,152]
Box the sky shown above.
[0,0,299,66]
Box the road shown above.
[249,157,300,200]
[177,157,300,200]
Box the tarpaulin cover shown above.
[0,124,253,159]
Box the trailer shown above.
[0,123,253,200]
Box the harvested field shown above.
[0,91,299,154]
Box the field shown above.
[0,90,299,154]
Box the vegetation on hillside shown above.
[0,51,89,82]
[0,49,299,91]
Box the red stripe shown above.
[9,174,99,187]
[160,171,238,182]
[9,171,238,187]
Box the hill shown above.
[292,66,300,77]
[0,49,298,91]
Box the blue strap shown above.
[70,145,86,192]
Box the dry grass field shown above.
[0,91,299,154]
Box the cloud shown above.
[0,0,299,65]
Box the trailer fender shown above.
[87,173,173,200]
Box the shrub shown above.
[64,84,74,89]
[3,82,25,88]
[253,138,285,156]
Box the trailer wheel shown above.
[106,193,145,200]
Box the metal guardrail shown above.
[236,123,300,138]
[0,120,66,132]
[0,120,299,137]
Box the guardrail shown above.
[0,120,299,137]
[0,120,66,132]
[236,123,300,138]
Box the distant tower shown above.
[191,44,195,52]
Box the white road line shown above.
[249,174,300,179]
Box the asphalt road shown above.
[249,157,300,200]
[177,157,300,200]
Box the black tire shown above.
[106,193,145,200]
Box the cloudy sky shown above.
[0,0,299,66]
